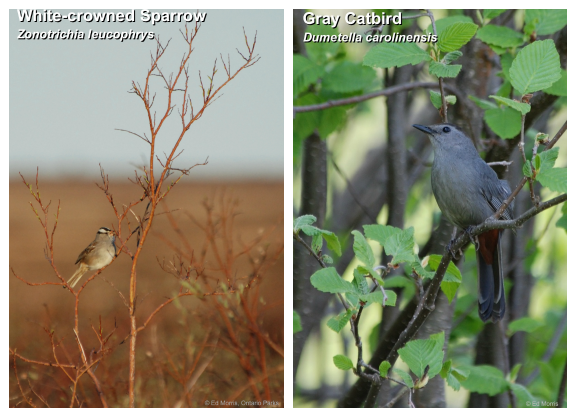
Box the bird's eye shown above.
[442,126,451,133]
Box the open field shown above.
[9,179,284,407]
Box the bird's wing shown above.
[75,242,97,264]
[480,175,514,220]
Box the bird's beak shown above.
[413,124,435,135]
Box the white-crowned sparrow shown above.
[67,227,116,288]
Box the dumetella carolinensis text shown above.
[413,123,513,322]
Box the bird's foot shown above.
[464,226,479,250]
[446,239,462,259]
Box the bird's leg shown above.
[446,226,462,259]
[464,226,479,250]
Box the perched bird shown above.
[68,227,116,288]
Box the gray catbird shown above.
[413,123,513,323]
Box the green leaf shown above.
[359,290,397,307]
[293,54,324,98]
[392,368,414,388]
[509,363,522,382]
[322,61,376,93]
[427,15,474,36]
[496,80,512,97]
[460,365,508,396]
[352,269,369,295]
[523,149,566,192]
[333,354,354,371]
[489,95,531,115]
[438,22,478,52]
[357,265,381,281]
[379,361,391,378]
[534,154,542,172]
[364,42,430,69]
[483,10,506,20]
[440,360,470,392]
[363,224,415,265]
[443,51,463,64]
[522,160,533,178]
[500,53,514,81]
[427,255,462,303]
[509,39,561,94]
[310,267,355,294]
[293,93,321,143]
[352,230,375,268]
[305,24,341,65]
[468,95,498,110]
[543,69,567,96]
[310,232,322,253]
[429,61,462,78]
[476,25,524,48]
[412,261,435,280]
[293,310,302,333]
[507,317,543,335]
[385,227,416,265]
[429,90,456,110]
[313,90,349,139]
[427,255,462,280]
[484,107,522,139]
[363,224,401,247]
[525,9,567,36]
[536,167,567,193]
[537,147,559,170]
[293,214,317,232]
[398,332,444,379]
[299,223,341,256]
[556,202,567,231]
[510,383,541,408]
[321,230,342,256]
[327,309,354,333]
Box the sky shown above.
[9,9,284,180]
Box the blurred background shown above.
[10,9,283,179]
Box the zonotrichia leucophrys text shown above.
[68,227,116,288]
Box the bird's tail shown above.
[68,267,87,288]
[477,230,505,322]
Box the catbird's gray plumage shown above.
[413,123,513,322]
